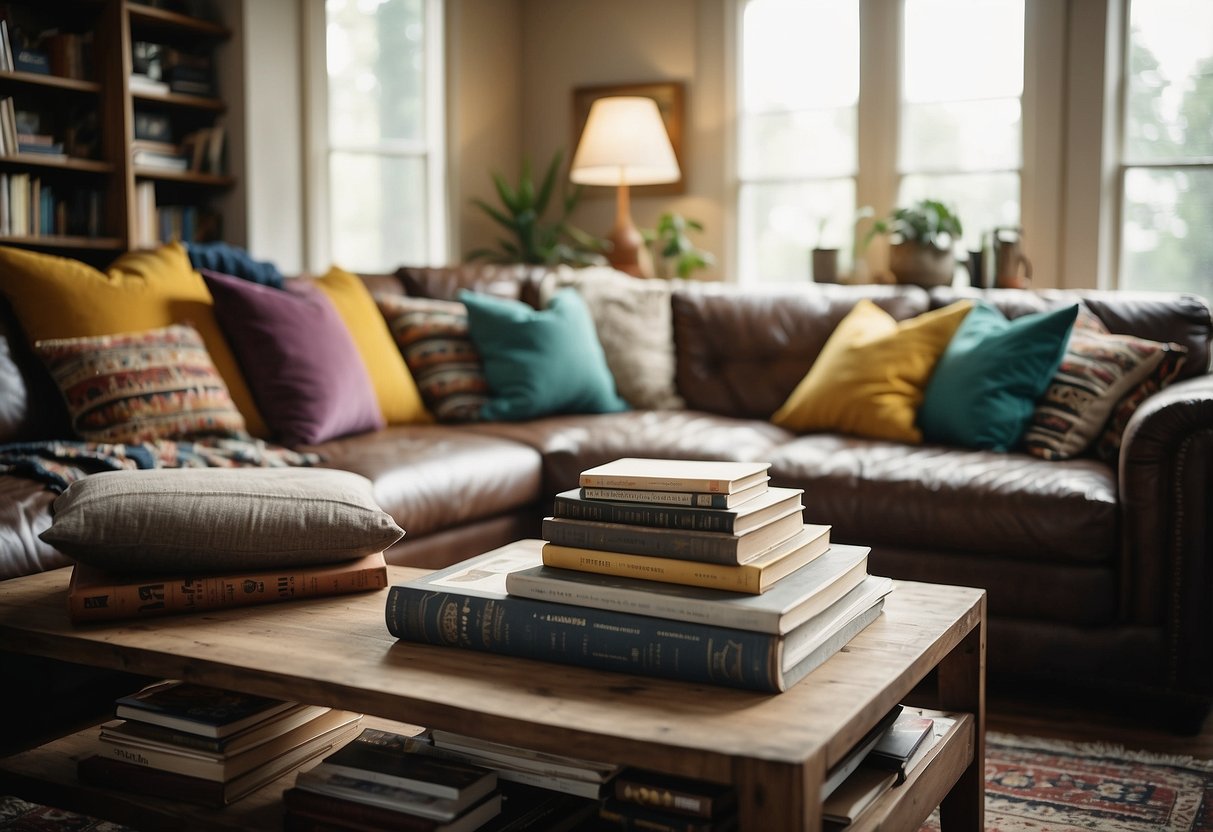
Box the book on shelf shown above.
[44,30,92,80]
[553,486,801,534]
[865,711,935,775]
[580,479,768,509]
[820,705,902,800]
[129,72,170,94]
[428,730,619,784]
[67,551,389,623]
[78,716,362,808]
[283,790,502,832]
[294,767,479,822]
[822,766,897,830]
[101,702,332,756]
[115,680,298,739]
[542,507,803,565]
[385,539,888,693]
[95,708,360,781]
[613,769,737,820]
[598,798,736,832]
[133,148,189,171]
[311,728,498,803]
[507,544,871,635]
[541,524,831,594]
[867,711,956,786]
[579,458,770,494]
[0,21,11,72]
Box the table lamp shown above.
[570,96,681,278]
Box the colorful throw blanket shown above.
[0,436,320,494]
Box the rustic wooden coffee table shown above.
[0,563,985,831]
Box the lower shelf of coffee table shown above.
[0,708,973,832]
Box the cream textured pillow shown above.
[41,468,403,572]
[541,267,684,410]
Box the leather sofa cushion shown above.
[672,283,931,419]
[464,411,793,496]
[870,546,1116,625]
[768,434,1116,563]
[305,426,543,538]
[397,264,551,309]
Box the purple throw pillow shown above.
[202,269,384,446]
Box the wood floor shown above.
[987,690,1213,760]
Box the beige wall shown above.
[512,0,729,280]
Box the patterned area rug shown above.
[922,732,1213,831]
[0,797,135,831]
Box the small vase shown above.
[811,248,839,284]
[888,242,955,288]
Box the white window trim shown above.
[301,0,447,273]
[728,0,1067,287]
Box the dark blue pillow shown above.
[186,242,284,289]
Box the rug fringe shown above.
[988,730,1213,772]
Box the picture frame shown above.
[571,81,686,197]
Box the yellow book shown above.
[540,524,830,594]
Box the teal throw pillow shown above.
[918,302,1079,451]
[460,288,629,422]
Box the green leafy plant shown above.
[647,212,715,279]
[862,199,963,251]
[467,151,606,266]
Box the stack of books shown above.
[386,457,892,693]
[285,728,503,831]
[599,768,738,831]
[77,680,363,807]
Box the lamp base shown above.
[606,222,654,279]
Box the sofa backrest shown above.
[396,263,552,308]
[929,287,1213,378]
[671,283,931,419]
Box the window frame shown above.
[302,0,448,273]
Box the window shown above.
[736,0,1028,283]
[308,0,445,273]
[1119,0,1213,296]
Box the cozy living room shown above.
[0,0,1210,830]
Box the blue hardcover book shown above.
[115,680,296,738]
[385,539,885,693]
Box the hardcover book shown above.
[580,479,768,509]
[312,728,497,802]
[95,709,361,781]
[507,544,870,634]
[384,540,887,693]
[283,790,502,832]
[579,458,771,494]
[541,507,804,565]
[99,703,332,755]
[78,717,362,807]
[294,768,475,821]
[553,486,802,534]
[427,730,618,783]
[613,769,737,819]
[540,524,831,594]
[114,681,297,739]
[67,552,388,623]
[598,798,736,832]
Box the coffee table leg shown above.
[936,596,986,832]
[734,755,823,831]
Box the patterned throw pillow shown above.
[374,294,489,422]
[35,324,246,444]
[1022,306,1185,461]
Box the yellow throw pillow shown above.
[772,299,973,443]
[0,243,267,437]
[313,266,430,425]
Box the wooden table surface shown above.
[0,564,985,831]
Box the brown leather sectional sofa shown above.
[2,265,1211,728]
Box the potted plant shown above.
[466,150,606,266]
[647,212,715,279]
[863,199,963,288]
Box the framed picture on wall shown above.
[571,81,686,197]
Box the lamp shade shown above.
[570,96,681,187]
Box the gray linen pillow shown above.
[41,468,403,573]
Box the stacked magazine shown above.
[386,458,893,693]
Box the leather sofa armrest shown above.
[1118,372,1213,697]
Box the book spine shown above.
[613,779,724,820]
[98,738,225,780]
[599,800,719,832]
[541,544,762,593]
[579,474,731,493]
[384,586,780,692]
[542,518,741,565]
[555,495,737,533]
[581,487,734,509]
[69,562,388,623]
[505,570,777,633]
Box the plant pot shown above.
[811,248,839,284]
[888,242,955,288]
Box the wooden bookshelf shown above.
[0,0,239,254]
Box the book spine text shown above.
[384,587,779,692]
[542,518,741,564]
[580,488,734,509]
[555,496,737,533]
